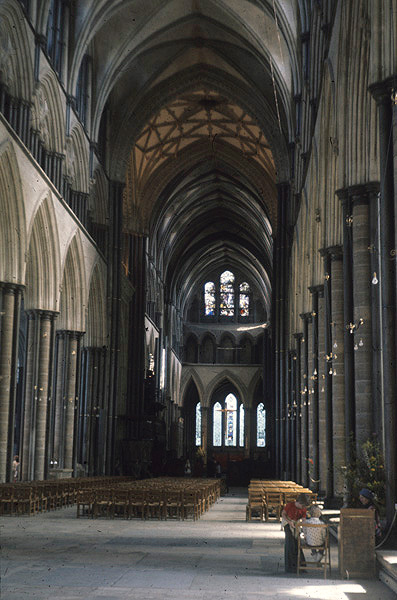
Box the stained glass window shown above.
[213,402,222,446]
[239,282,250,316]
[257,402,266,447]
[204,281,216,315]
[224,393,237,446]
[195,402,201,446]
[220,271,235,316]
[239,403,245,446]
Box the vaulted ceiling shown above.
[72,0,303,315]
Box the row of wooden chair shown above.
[0,476,133,516]
[76,478,220,521]
[246,480,317,522]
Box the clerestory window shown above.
[203,271,250,320]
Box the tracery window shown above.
[212,393,244,448]
[203,271,251,320]
[257,402,266,447]
[204,281,216,315]
[213,402,222,446]
[195,402,201,446]
[220,271,235,316]
[239,403,245,447]
[239,282,250,316]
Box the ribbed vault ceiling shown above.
[77,0,300,316]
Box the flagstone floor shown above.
[1,489,395,600]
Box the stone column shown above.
[309,286,321,493]
[53,331,66,466]
[330,248,346,497]
[319,247,335,499]
[201,406,209,457]
[0,284,23,482]
[244,405,251,455]
[21,311,39,481]
[337,189,355,465]
[351,183,379,447]
[293,333,303,483]
[299,313,311,486]
[317,287,326,494]
[63,332,81,470]
[369,80,397,524]
[34,312,57,480]
[307,316,313,479]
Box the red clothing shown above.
[283,501,307,521]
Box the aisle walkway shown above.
[1,489,394,599]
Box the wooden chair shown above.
[128,489,146,519]
[246,490,265,521]
[76,489,96,518]
[181,491,200,520]
[93,488,113,518]
[163,490,182,520]
[296,522,331,579]
[264,491,283,522]
[112,488,129,519]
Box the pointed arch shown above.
[219,333,235,364]
[57,232,87,331]
[31,71,65,153]
[91,167,108,225]
[0,0,34,99]
[0,140,26,283]
[185,334,198,363]
[199,333,216,364]
[66,124,90,193]
[180,371,204,406]
[25,193,61,311]
[239,335,253,364]
[206,371,247,403]
[85,260,107,347]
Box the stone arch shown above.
[180,371,204,407]
[249,373,264,406]
[57,232,87,331]
[90,167,108,226]
[0,0,34,99]
[31,71,65,153]
[184,334,198,363]
[238,334,254,364]
[25,193,61,311]
[199,333,216,364]
[66,124,90,193]
[218,333,236,364]
[0,140,26,284]
[85,261,107,347]
[35,0,53,37]
[206,371,247,407]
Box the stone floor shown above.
[1,489,395,600]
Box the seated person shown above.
[301,504,326,561]
[281,493,311,573]
[359,488,382,541]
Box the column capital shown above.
[349,182,380,206]
[26,309,59,321]
[369,77,395,105]
[299,312,312,323]
[0,282,25,294]
[335,187,348,203]
[319,245,343,261]
[308,284,324,296]
[56,329,85,340]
